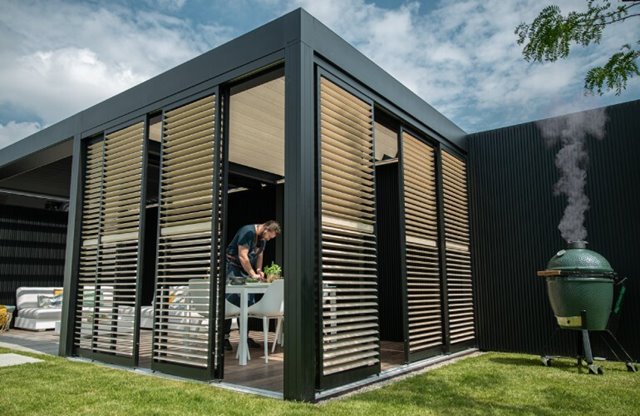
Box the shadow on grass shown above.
[490,354,635,376]
[336,353,637,415]
[488,356,543,368]
[340,373,563,416]
[489,355,595,375]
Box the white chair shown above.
[246,279,284,363]
[188,279,240,317]
[188,279,241,354]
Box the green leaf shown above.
[585,46,640,95]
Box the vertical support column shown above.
[133,119,150,366]
[284,40,316,401]
[59,134,83,356]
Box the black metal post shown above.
[283,40,316,402]
[397,127,410,363]
[59,134,83,356]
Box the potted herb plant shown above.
[264,261,282,283]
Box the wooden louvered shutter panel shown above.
[94,122,145,357]
[212,97,224,365]
[154,95,216,368]
[401,133,442,355]
[75,139,103,350]
[319,77,379,377]
[74,122,145,357]
[442,151,475,344]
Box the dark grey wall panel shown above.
[0,205,67,306]
[468,99,640,359]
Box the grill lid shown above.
[545,241,614,274]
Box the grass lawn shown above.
[0,347,638,415]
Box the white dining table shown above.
[226,282,270,366]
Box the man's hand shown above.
[250,272,266,281]
[257,270,265,280]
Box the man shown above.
[224,220,281,351]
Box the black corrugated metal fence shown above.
[0,205,67,306]
[468,100,640,360]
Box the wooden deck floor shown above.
[137,328,284,392]
[1,328,405,394]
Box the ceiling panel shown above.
[229,76,284,177]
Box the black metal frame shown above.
[282,40,316,401]
[45,9,473,402]
[59,134,83,356]
[133,116,150,367]
[396,124,410,364]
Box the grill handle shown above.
[537,270,561,277]
[613,278,627,314]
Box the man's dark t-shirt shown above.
[226,224,266,274]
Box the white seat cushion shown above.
[140,306,154,329]
[18,307,61,320]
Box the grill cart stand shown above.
[540,286,638,374]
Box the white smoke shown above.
[538,108,608,243]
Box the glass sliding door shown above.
[318,75,380,388]
[74,121,147,366]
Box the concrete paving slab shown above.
[0,352,44,367]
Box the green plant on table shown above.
[263,261,282,282]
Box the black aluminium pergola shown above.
[0,8,473,401]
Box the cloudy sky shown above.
[1,0,639,149]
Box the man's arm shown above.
[256,252,265,280]
[237,245,258,278]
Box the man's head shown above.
[260,220,281,241]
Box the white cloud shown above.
[286,0,640,132]
[0,0,233,148]
[0,47,142,124]
[0,121,43,150]
[144,0,188,11]
[0,0,638,149]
